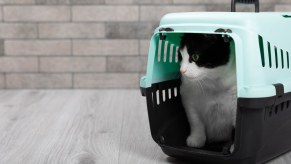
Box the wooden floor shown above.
[0,90,290,164]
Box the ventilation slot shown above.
[162,90,166,102]
[168,88,172,99]
[275,46,278,68]
[258,35,265,67]
[152,87,180,107]
[158,40,162,62]
[164,42,168,62]
[266,101,291,119]
[175,47,179,63]
[174,87,178,97]
[156,90,160,105]
[156,40,178,63]
[169,44,174,63]
[281,49,284,69]
[267,42,272,68]
[287,52,290,69]
[259,35,289,70]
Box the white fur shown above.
[179,47,237,148]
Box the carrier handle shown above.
[231,0,260,12]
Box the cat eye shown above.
[191,54,199,62]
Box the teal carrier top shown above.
[140,12,291,98]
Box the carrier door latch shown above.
[273,83,284,98]
[159,27,174,40]
[215,28,232,42]
[272,83,284,106]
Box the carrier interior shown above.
[148,32,237,155]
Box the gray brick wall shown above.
[0,0,289,89]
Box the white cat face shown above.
[179,46,209,80]
[178,34,232,81]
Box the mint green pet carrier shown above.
[140,0,291,163]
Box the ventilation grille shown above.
[150,80,181,108]
[259,35,290,69]
[157,39,180,63]
[265,100,291,119]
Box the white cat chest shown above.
[139,1,291,164]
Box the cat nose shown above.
[180,69,187,74]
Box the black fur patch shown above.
[178,33,230,68]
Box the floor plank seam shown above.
[117,101,126,164]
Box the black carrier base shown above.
[143,79,291,164]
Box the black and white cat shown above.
[178,33,237,148]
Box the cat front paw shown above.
[186,133,206,148]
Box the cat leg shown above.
[186,113,206,148]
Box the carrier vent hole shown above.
[269,109,272,117]
[156,90,160,105]
[169,44,174,63]
[275,46,278,69]
[275,106,279,114]
[287,51,290,69]
[162,90,166,102]
[174,87,178,97]
[281,102,284,111]
[164,41,168,62]
[267,42,272,68]
[158,40,162,62]
[281,49,284,69]
[175,47,179,63]
[168,88,172,99]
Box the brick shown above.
[140,6,206,21]
[105,0,135,4]
[139,40,150,55]
[39,23,105,39]
[0,24,37,39]
[5,40,71,56]
[6,74,72,89]
[0,40,4,56]
[275,5,291,11]
[74,73,139,89]
[262,0,291,3]
[173,0,229,4]
[106,0,172,4]
[72,6,138,22]
[0,74,4,89]
[0,0,35,4]
[206,4,231,12]
[0,7,2,21]
[0,57,38,73]
[107,56,147,73]
[106,22,158,39]
[40,57,106,73]
[73,40,138,56]
[136,0,172,4]
[71,0,105,5]
[4,6,70,22]
[36,0,70,5]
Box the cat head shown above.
[178,33,231,80]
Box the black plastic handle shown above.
[231,0,260,12]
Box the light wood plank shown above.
[0,90,290,164]
[118,90,169,164]
[0,90,124,164]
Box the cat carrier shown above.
[140,0,291,163]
